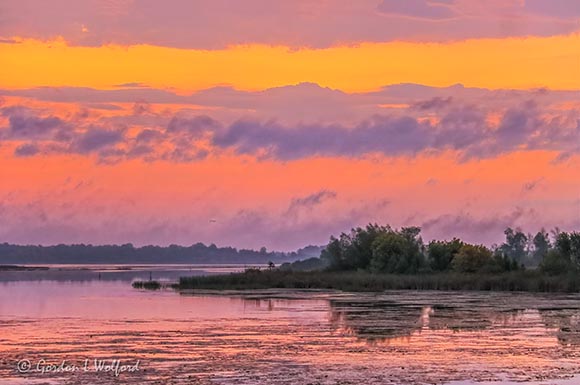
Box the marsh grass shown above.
[132,280,162,290]
[177,270,580,293]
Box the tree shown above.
[321,224,392,271]
[570,232,580,268]
[552,231,580,270]
[370,228,425,274]
[501,228,528,263]
[428,238,463,271]
[370,232,409,273]
[321,236,345,270]
[540,249,571,275]
[400,226,424,255]
[532,229,550,264]
[490,249,520,273]
[452,244,493,273]
[347,224,391,270]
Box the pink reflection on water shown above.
[0,281,579,384]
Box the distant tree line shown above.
[0,242,323,265]
[320,224,580,275]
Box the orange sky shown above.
[2,33,580,92]
[0,140,578,248]
[0,1,579,249]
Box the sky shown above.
[0,0,579,250]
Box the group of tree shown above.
[320,224,580,275]
[0,242,323,265]
[499,227,580,274]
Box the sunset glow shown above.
[1,0,579,250]
[2,34,580,92]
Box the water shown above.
[0,264,261,283]
[0,266,579,384]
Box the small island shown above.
[168,224,580,293]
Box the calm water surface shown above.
[0,266,579,384]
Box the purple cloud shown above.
[210,101,578,160]
[73,127,125,153]
[5,83,580,129]
[167,115,221,136]
[0,1,578,49]
[377,0,456,20]
[2,85,579,163]
[525,0,580,18]
[412,96,453,110]
[14,143,40,157]
[287,190,338,214]
[1,106,67,139]
[213,116,433,160]
[421,207,537,246]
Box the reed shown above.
[132,280,162,290]
[177,270,580,293]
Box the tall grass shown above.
[178,270,580,293]
[132,280,162,290]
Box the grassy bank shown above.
[177,269,580,293]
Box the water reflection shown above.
[1,276,580,384]
[540,309,580,346]
[326,293,580,347]
[329,299,427,341]
[0,264,256,282]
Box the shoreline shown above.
[0,265,49,271]
[134,269,580,293]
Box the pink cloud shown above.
[0,0,578,48]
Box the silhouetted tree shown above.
[500,228,528,263]
[532,229,550,264]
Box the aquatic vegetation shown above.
[177,270,580,293]
[132,280,162,290]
